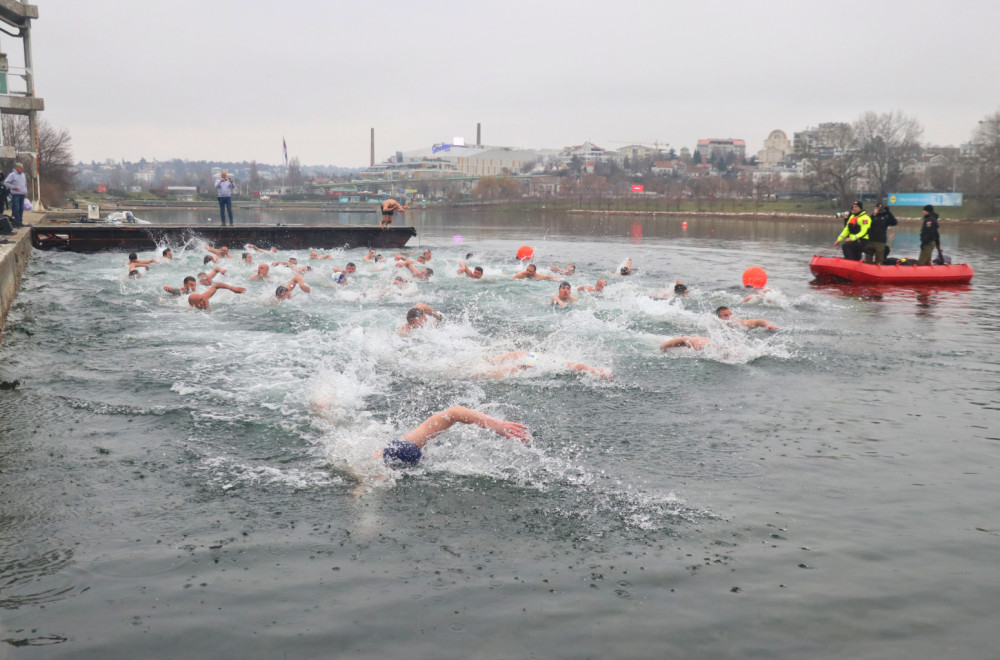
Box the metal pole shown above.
[23,21,41,209]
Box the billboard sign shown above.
[887,192,963,207]
[631,184,645,193]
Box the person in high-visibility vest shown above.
[835,201,871,261]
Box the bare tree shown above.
[968,109,1000,212]
[1,115,76,206]
[805,122,861,208]
[854,111,924,201]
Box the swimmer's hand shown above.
[491,420,530,444]
[232,286,246,294]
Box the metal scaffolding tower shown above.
[0,0,44,208]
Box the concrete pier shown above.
[0,224,33,343]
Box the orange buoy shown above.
[516,245,534,260]
[682,221,688,229]
[742,266,767,288]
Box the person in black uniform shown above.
[863,203,898,264]
[917,205,941,265]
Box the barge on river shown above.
[809,255,974,285]
[30,224,416,253]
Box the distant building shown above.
[695,138,746,163]
[794,122,851,157]
[756,130,792,168]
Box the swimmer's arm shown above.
[740,318,778,330]
[401,406,529,448]
[163,285,183,296]
[564,361,612,380]
[413,302,440,319]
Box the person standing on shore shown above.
[4,163,28,228]
[215,170,235,226]
[0,168,7,216]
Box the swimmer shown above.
[187,282,245,310]
[549,263,575,275]
[716,306,778,330]
[398,302,441,335]
[651,280,688,299]
[206,245,231,259]
[396,258,433,280]
[249,264,270,280]
[421,250,432,262]
[481,351,612,380]
[163,276,197,296]
[272,257,310,274]
[362,249,378,262]
[374,405,529,468]
[660,336,711,351]
[512,264,557,280]
[203,254,218,265]
[741,287,772,304]
[128,252,157,269]
[616,258,633,276]
[380,198,406,229]
[247,243,278,253]
[242,252,253,264]
[310,250,334,260]
[198,267,226,286]
[274,273,311,300]
[332,262,357,275]
[577,279,607,293]
[549,281,578,307]
[161,248,173,260]
[457,261,484,279]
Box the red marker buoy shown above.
[742,266,767,288]
[516,245,534,260]
[682,221,688,229]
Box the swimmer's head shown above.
[406,307,424,324]
[162,248,173,258]
[345,262,356,273]
[128,269,140,279]
[204,255,214,265]
[275,285,290,299]
[128,252,138,261]
[424,268,433,277]
[620,266,631,276]
[716,306,732,320]
[674,282,688,295]
[382,440,422,468]
[596,279,607,291]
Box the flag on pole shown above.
[283,137,288,166]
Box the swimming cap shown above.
[383,439,422,467]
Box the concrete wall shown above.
[0,228,33,344]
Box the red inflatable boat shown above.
[810,255,974,285]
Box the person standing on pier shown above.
[215,170,235,226]
[4,163,28,228]
[380,199,406,229]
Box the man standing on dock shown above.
[215,170,235,226]
[4,163,28,228]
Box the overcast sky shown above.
[9,0,1000,167]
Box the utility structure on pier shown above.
[0,0,44,208]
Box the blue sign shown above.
[432,143,452,154]
[887,192,964,207]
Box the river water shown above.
[2,209,999,658]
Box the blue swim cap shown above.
[383,439,422,467]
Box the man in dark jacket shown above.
[863,203,898,264]
[918,204,941,265]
